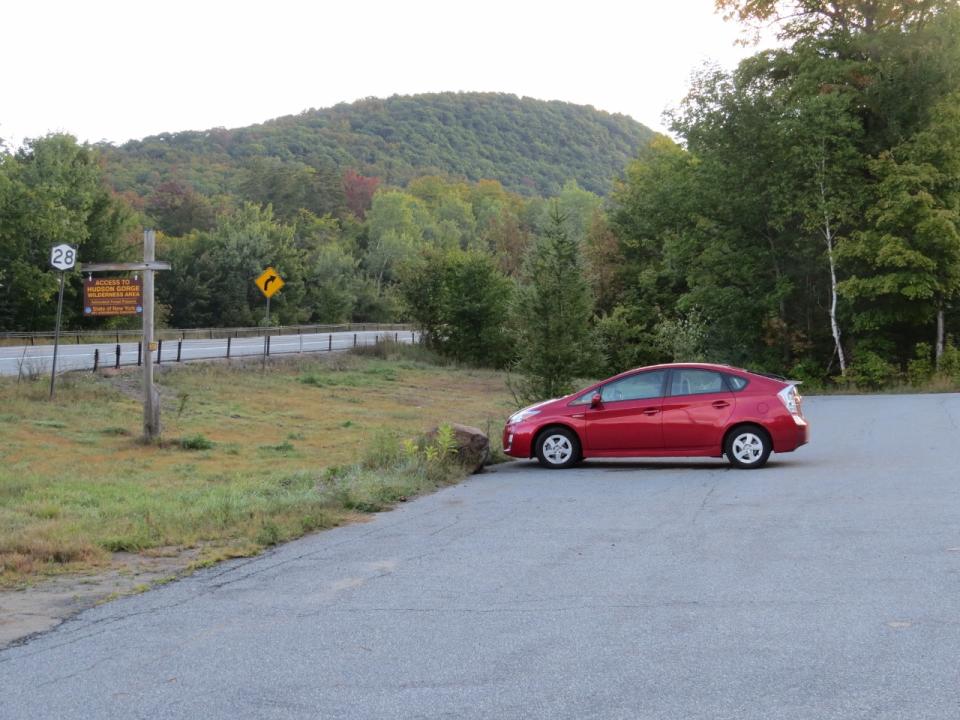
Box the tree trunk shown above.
[825,226,846,375]
[819,171,846,376]
[936,305,945,370]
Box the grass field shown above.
[0,346,515,586]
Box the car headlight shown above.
[508,409,541,425]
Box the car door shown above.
[661,368,736,450]
[584,370,667,452]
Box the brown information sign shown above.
[83,278,143,317]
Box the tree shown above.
[240,158,346,222]
[511,204,598,402]
[146,181,217,236]
[342,169,380,220]
[715,0,950,41]
[159,203,306,327]
[0,135,136,331]
[839,92,960,365]
[399,249,513,367]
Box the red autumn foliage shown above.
[342,169,380,220]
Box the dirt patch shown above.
[0,549,199,649]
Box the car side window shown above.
[599,370,666,403]
[670,369,725,396]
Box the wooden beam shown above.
[80,262,171,272]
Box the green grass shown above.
[0,349,514,585]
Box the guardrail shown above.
[0,323,414,346]
[1,328,420,379]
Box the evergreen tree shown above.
[511,204,598,403]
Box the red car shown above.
[503,363,808,469]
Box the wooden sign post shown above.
[81,229,170,441]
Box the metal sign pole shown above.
[262,296,271,371]
[254,267,283,372]
[48,272,66,400]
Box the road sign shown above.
[50,244,77,271]
[83,277,143,316]
[254,267,285,298]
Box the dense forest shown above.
[2,0,960,391]
[98,93,653,199]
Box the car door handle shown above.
[712,400,730,409]
[642,408,660,416]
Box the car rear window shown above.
[670,369,725,396]
[724,374,749,391]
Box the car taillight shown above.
[777,384,804,419]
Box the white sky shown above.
[1,0,766,148]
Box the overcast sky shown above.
[1,0,766,148]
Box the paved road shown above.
[0,330,415,376]
[2,394,960,719]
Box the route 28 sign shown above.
[50,244,77,271]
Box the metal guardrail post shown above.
[227,337,231,359]
[93,349,99,372]
[328,334,332,351]
[156,339,162,364]
[137,342,142,367]
[267,335,271,356]
[177,340,182,362]
[353,333,357,347]
[115,344,120,369]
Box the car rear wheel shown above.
[725,426,772,469]
[535,428,580,469]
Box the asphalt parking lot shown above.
[1,394,959,719]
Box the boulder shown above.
[427,423,490,474]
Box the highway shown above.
[0,329,416,377]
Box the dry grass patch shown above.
[0,351,514,586]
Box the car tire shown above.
[725,425,772,469]
[535,427,581,469]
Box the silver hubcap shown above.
[732,433,764,464]
[542,434,573,464]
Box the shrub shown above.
[179,434,214,451]
[907,343,934,386]
[845,350,898,390]
[938,342,960,382]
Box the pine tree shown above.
[511,203,598,403]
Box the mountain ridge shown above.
[99,92,655,198]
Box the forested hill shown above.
[98,93,654,199]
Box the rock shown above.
[99,367,121,378]
[428,423,490,474]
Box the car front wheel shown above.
[535,428,581,469]
[725,426,772,469]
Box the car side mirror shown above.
[590,393,602,409]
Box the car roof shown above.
[602,362,753,384]
[591,362,786,387]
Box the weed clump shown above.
[317,425,466,514]
[179,434,215,451]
